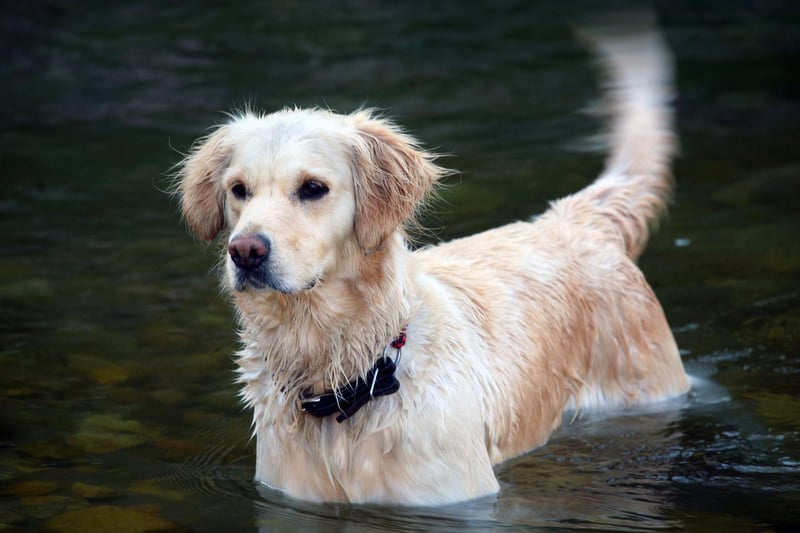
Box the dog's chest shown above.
[255,415,399,502]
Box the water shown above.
[2,0,799,531]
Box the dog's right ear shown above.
[176,125,231,242]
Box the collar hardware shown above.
[299,328,406,423]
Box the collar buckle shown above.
[299,329,406,422]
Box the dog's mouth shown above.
[232,266,273,292]
[232,265,318,294]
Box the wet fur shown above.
[176,30,689,505]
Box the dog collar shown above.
[299,328,406,423]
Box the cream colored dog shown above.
[177,30,689,505]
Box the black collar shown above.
[299,329,406,423]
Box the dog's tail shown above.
[575,26,677,260]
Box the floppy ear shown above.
[177,125,231,242]
[348,110,448,252]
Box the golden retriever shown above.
[176,29,689,505]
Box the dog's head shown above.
[177,108,446,294]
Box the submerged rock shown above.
[70,482,119,500]
[66,414,157,455]
[128,479,186,502]
[68,354,136,385]
[21,495,82,521]
[43,505,179,533]
[1,480,59,497]
[19,441,81,461]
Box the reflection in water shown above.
[492,409,688,531]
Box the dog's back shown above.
[416,29,688,462]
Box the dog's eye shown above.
[297,180,329,201]
[231,183,248,200]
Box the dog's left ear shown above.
[348,110,448,252]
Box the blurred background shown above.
[1,0,798,531]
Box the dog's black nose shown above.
[228,234,270,268]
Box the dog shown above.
[176,28,689,505]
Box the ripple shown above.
[154,436,255,501]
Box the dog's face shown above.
[177,109,445,294]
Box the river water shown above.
[2,1,799,531]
